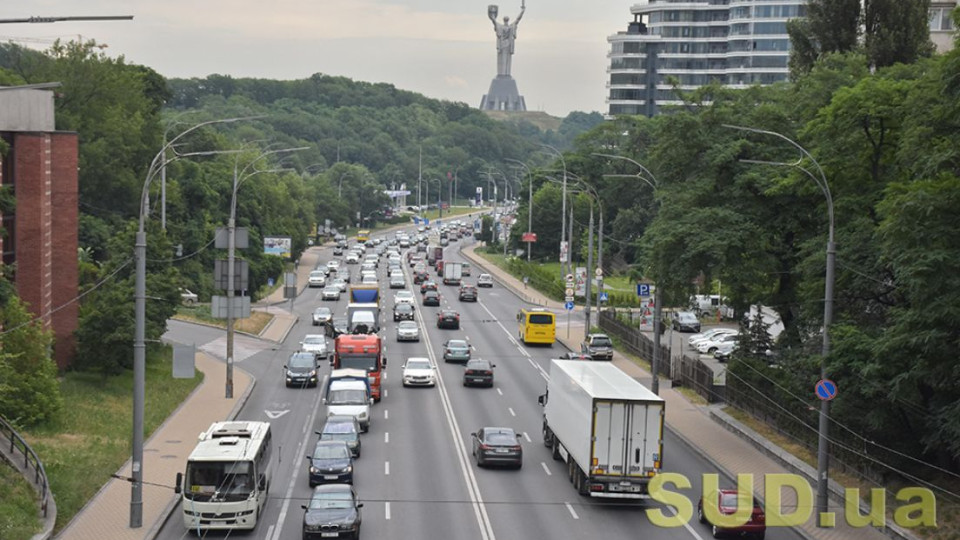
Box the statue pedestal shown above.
[479,75,526,111]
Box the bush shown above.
[0,295,62,427]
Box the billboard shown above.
[475,187,483,206]
[263,236,292,258]
[575,267,588,297]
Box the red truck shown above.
[332,334,386,402]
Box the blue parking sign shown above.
[637,283,651,297]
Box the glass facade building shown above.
[607,0,806,117]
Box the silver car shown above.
[396,321,420,342]
[321,285,341,301]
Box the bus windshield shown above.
[338,355,379,372]
[184,461,254,502]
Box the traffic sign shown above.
[565,288,574,296]
[565,273,574,283]
[815,379,837,401]
[599,291,609,302]
[595,267,603,277]
[637,283,651,297]
[564,301,575,311]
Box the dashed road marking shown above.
[541,462,552,476]
[565,502,580,520]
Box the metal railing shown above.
[0,414,51,517]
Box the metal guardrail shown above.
[0,414,51,517]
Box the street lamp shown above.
[540,144,568,277]
[722,124,835,526]
[504,159,533,261]
[132,116,257,528]
[591,152,663,395]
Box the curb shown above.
[708,408,920,540]
[458,243,557,309]
[170,316,267,342]
[145,368,257,540]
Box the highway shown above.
[158,225,806,540]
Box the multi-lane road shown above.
[158,228,805,540]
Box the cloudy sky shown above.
[1,1,637,116]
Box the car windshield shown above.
[425,291,438,298]
[592,337,612,347]
[309,490,354,510]
[406,360,431,370]
[310,271,324,278]
[289,354,315,368]
[679,313,697,322]
[484,431,517,445]
[324,286,339,292]
[466,360,490,370]
[303,336,324,345]
[719,493,758,509]
[328,389,368,405]
[315,308,331,317]
[396,292,413,299]
[313,444,350,460]
[447,340,468,349]
[338,355,378,372]
[398,322,417,331]
[396,305,412,313]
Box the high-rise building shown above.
[607,0,806,117]
[929,1,958,53]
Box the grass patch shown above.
[173,305,274,335]
[0,464,42,540]
[21,348,202,534]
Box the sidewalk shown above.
[460,244,906,540]
[55,354,254,540]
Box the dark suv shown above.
[459,286,478,302]
[581,333,614,361]
[393,303,415,322]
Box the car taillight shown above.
[484,371,492,375]
[455,315,460,320]
[479,444,491,450]
[510,445,521,451]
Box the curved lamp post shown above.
[722,124,835,526]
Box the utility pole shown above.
[585,203,594,338]
[596,209,603,314]
[418,146,422,216]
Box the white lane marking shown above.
[665,504,706,540]
[266,525,275,539]
[527,357,536,368]
[508,407,516,417]
[523,432,532,443]
[270,384,325,540]
[384,389,388,398]
[565,502,580,520]
[385,502,391,520]
[496,388,503,396]
[541,462,552,476]
[385,432,390,444]
[385,461,390,475]
[384,409,389,419]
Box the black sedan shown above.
[437,309,460,329]
[463,359,495,387]
[471,427,522,469]
[301,484,362,540]
[422,290,441,306]
[306,441,354,487]
[393,303,415,322]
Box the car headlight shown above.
[344,465,353,473]
[309,370,317,377]
[309,466,318,474]
[358,411,367,419]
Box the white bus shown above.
[174,421,273,533]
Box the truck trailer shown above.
[442,262,463,285]
[538,360,664,498]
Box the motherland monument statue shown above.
[479,1,527,111]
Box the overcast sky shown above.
[1,1,637,116]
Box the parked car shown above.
[317,415,362,458]
[306,441,354,487]
[300,334,329,362]
[581,333,614,361]
[463,358,495,387]
[437,309,460,329]
[422,290,441,307]
[308,270,327,288]
[442,339,471,363]
[697,333,739,355]
[459,285,478,302]
[713,339,740,362]
[321,285,342,301]
[689,328,737,349]
[301,484,362,540]
[471,427,522,468]
[396,320,420,342]
[393,303,415,322]
[697,489,766,539]
[477,274,494,288]
[285,352,319,388]
[394,290,415,306]
[179,288,199,306]
[402,357,436,387]
[672,311,702,333]
[313,306,333,326]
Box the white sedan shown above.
[308,271,326,288]
[402,357,436,387]
[396,320,420,342]
[321,285,341,301]
[393,290,415,306]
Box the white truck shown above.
[323,369,373,432]
[538,360,664,498]
[442,261,463,286]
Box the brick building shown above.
[0,86,79,369]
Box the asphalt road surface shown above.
[159,227,805,540]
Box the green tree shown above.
[787,0,862,78]
[863,0,934,69]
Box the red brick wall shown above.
[50,133,78,369]
[9,131,79,369]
